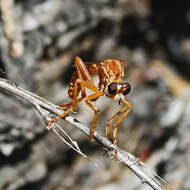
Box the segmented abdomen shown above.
[68,71,79,99]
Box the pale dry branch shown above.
[0,78,169,190]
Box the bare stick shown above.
[0,78,169,190]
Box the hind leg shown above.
[45,57,95,129]
[46,78,101,131]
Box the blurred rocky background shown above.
[0,0,190,189]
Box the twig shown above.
[0,78,168,190]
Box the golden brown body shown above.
[46,56,132,158]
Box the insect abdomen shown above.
[68,71,80,99]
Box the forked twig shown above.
[33,103,98,166]
[0,78,169,190]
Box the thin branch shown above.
[0,78,169,190]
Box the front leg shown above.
[106,105,128,141]
[112,99,132,149]
[106,99,132,159]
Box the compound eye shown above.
[108,82,118,95]
[122,82,131,95]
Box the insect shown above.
[46,56,132,156]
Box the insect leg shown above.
[59,57,95,109]
[46,106,74,130]
[106,105,128,141]
[112,100,132,158]
[85,91,104,141]
[59,97,83,108]
[75,56,95,86]
[46,77,99,130]
[46,57,101,132]
[75,56,95,98]
[73,79,104,140]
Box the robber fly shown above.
[46,56,132,157]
